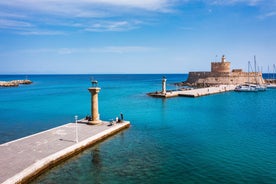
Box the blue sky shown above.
[0,0,276,74]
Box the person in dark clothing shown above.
[120,113,124,121]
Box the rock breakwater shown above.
[0,80,32,87]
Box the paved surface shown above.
[0,121,130,183]
[178,85,236,97]
[148,85,236,98]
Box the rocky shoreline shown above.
[0,80,32,87]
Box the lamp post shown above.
[75,115,78,143]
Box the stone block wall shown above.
[185,71,265,86]
[211,62,231,73]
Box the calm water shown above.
[0,74,275,184]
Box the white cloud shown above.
[19,30,66,36]
[0,12,27,19]
[0,19,33,29]
[258,11,276,19]
[1,0,274,34]
[0,0,174,16]
[90,0,171,11]
[210,0,263,6]
[208,0,276,19]
[20,46,156,55]
[93,46,156,53]
[0,0,176,34]
[0,18,66,35]
[265,11,276,17]
[84,20,142,32]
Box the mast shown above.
[254,55,259,84]
[273,64,276,79]
[248,61,250,83]
[268,65,270,79]
[254,56,257,73]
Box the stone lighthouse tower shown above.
[88,80,101,125]
[221,55,226,63]
[162,76,167,94]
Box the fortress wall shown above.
[186,71,265,86]
[186,72,212,83]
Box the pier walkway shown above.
[148,85,236,98]
[0,121,130,184]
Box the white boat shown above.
[256,84,267,91]
[235,84,266,92]
[235,56,267,92]
[235,84,257,92]
[267,83,276,88]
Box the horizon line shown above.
[0,73,188,75]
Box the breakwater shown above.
[148,85,236,98]
[0,80,32,87]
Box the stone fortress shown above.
[181,55,265,87]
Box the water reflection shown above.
[91,147,101,167]
[91,146,102,184]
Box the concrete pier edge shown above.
[148,85,236,98]
[2,121,130,184]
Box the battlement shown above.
[211,61,231,73]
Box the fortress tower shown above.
[211,55,231,73]
[183,54,265,87]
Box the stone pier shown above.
[148,85,236,98]
[0,121,130,184]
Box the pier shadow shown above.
[91,147,101,166]
[76,120,89,124]
[59,138,75,143]
[90,147,102,183]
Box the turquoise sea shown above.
[0,74,275,184]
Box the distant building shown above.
[183,55,265,87]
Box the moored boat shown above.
[235,56,267,92]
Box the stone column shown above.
[88,87,101,124]
[162,77,167,94]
